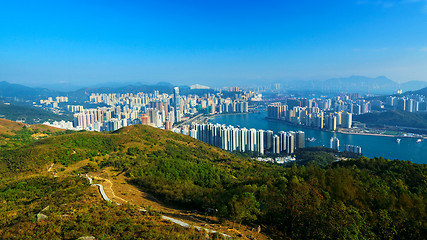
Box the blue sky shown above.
[1,0,427,88]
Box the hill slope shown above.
[405,86,427,96]
[353,110,427,129]
[0,81,60,100]
[0,121,426,239]
[0,101,73,124]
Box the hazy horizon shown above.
[1,1,427,87]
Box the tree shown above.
[230,192,260,227]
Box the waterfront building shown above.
[296,131,305,149]
[344,144,362,155]
[330,137,340,151]
[279,131,287,153]
[327,115,337,131]
[272,135,280,154]
[286,132,295,154]
[265,130,273,151]
[342,112,352,129]
[257,130,265,155]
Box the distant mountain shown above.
[323,76,396,93]
[283,76,427,94]
[33,82,85,92]
[0,81,214,101]
[0,81,61,100]
[403,86,427,96]
[155,81,174,87]
[400,81,427,92]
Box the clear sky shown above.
[1,0,427,88]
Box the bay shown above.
[209,111,427,164]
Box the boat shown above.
[396,138,401,143]
[305,137,316,142]
[416,139,422,143]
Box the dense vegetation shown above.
[0,176,219,239]
[0,101,73,124]
[0,122,426,239]
[354,110,427,129]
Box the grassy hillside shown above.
[0,121,426,239]
[0,176,219,239]
[354,110,427,129]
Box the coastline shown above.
[265,117,427,139]
[337,130,427,139]
[202,112,427,140]
[204,112,251,123]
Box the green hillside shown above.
[0,121,426,239]
[0,176,220,239]
[354,110,427,129]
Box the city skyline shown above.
[1,1,427,88]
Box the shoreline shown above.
[337,130,427,139]
[265,117,427,139]
[209,113,427,140]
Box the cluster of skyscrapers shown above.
[268,102,353,131]
[39,96,69,109]
[175,123,305,155]
[384,94,427,112]
[41,87,253,131]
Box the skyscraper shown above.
[174,87,181,122]
[257,130,264,155]
[279,131,287,153]
[296,131,305,149]
[330,137,340,151]
[328,115,337,131]
[342,112,352,129]
[272,135,280,154]
[286,132,295,154]
[265,130,273,151]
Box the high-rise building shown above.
[174,87,181,122]
[165,121,173,130]
[140,114,149,125]
[397,99,406,111]
[386,96,395,106]
[296,131,305,149]
[240,128,248,152]
[330,137,340,151]
[342,112,352,129]
[257,130,264,155]
[265,130,273,151]
[328,115,337,131]
[286,132,295,154]
[272,135,280,154]
[279,131,287,153]
[406,99,414,112]
[344,144,362,155]
[248,128,257,152]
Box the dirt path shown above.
[58,161,268,239]
[87,169,269,240]
[90,176,128,203]
[47,163,54,172]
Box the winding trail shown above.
[86,176,110,201]
[85,175,231,238]
[93,176,128,203]
[47,163,54,172]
